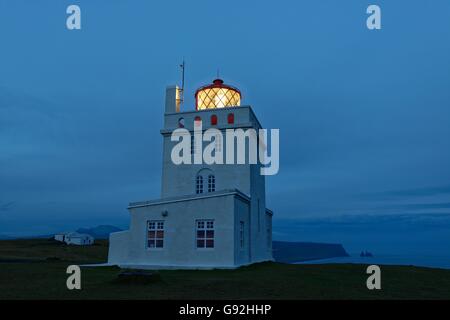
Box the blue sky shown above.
[1,0,450,239]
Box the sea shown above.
[297,253,450,270]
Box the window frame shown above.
[196,219,215,249]
[196,175,204,194]
[207,174,215,193]
[147,220,165,250]
[239,221,245,249]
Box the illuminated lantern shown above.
[195,79,241,110]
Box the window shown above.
[211,115,217,125]
[148,220,164,249]
[191,135,195,155]
[240,221,244,249]
[227,113,234,124]
[196,219,214,248]
[196,175,203,194]
[196,169,214,194]
[208,174,215,192]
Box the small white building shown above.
[55,232,94,245]
[54,233,66,242]
[108,79,274,269]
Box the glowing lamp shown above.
[195,79,241,110]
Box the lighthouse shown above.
[108,78,274,269]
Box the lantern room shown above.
[195,79,241,110]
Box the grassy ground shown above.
[1,239,449,300]
[0,238,109,263]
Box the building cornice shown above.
[164,105,251,116]
[160,122,257,135]
[128,188,251,209]
[163,105,264,130]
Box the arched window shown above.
[227,113,234,124]
[210,114,217,125]
[196,175,203,194]
[208,174,215,192]
[196,169,215,194]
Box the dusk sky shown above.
[1,0,450,239]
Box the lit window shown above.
[196,219,214,248]
[240,221,244,249]
[196,175,203,194]
[211,115,217,125]
[195,79,241,110]
[147,220,164,249]
[208,174,215,192]
[227,113,234,124]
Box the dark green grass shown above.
[0,238,108,263]
[1,239,449,300]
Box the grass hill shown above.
[0,239,449,299]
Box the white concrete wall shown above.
[161,106,259,199]
[108,99,274,268]
[248,162,272,262]
[67,238,81,245]
[163,106,258,132]
[165,86,181,114]
[108,231,130,264]
[114,193,240,268]
[266,211,273,256]
[159,105,272,264]
[234,196,251,265]
[65,237,93,245]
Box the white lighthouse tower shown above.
[108,78,273,269]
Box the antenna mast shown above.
[179,59,185,104]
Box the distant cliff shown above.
[273,241,349,263]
